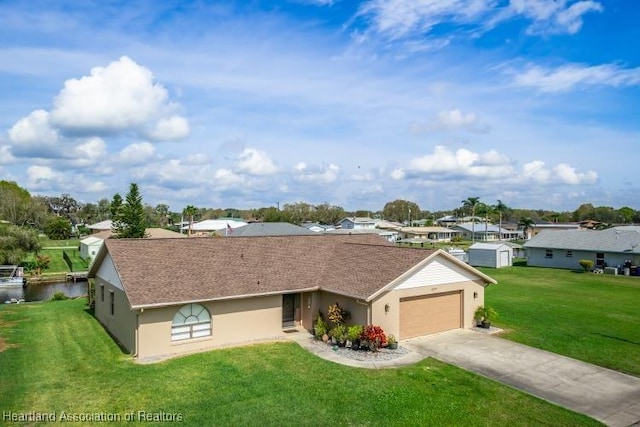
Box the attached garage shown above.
[399,291,462,338]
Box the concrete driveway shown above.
[403,329,640,427]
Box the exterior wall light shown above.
[473,292,478,299]
[385,303,390,313]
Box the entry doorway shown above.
[282,294,299,328]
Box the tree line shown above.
[1,180,640,239]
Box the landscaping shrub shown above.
[313,315,328,339]
[327,302,350,326]
[361,325,387,351]
[51,291,68,301]
[579,259,594,272]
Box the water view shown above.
[1,281,88,304]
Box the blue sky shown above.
[1,0,638,213]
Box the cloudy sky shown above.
[1,1,638,212]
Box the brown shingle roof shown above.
[96,234,472,308]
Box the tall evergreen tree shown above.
[113,184,148,238]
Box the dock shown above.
[66,272,88,283]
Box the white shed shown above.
[80,236,104,261]
[468,243,513,268]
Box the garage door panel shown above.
[400,291,461,339]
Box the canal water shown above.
[1,281,88,303]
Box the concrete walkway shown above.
[403,329,640,427]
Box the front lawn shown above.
[482,265,640,376]
[0,299,597,426]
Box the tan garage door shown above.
[399,291,462,339]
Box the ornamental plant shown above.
[347,324,364,342]
[361,325,387,351]
[329,325,348,343]
[579,259,594,272]
[327,302,350,326]
[314,316,328,339]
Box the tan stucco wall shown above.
[94,278,137,354]
[371,280,486,341]
[301,291,315,331]
[136,295,283,359]
[316,291,369,326]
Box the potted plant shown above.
[387,334,398,350]
[474,306,498,329]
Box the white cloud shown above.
[413,109,490,134]
[84,181,108,192]
[522,160,598,185]
[508,0,603,35]
[357,0,492,40]
[235,148,278,175]
[214,168,246,187]
[47,56,188,141]
[554,163,598,184]
[118,142,156,165]
[26,165,63,190]
[293,162,340,184]
[396,146,595,186]
[391,168,406,180]
[523,160,551,182]
[408,145,480,173]
[72,137,107,167]
[354,0,602,52]
[509,63,640,92]
[0,145,16,164]
[146,115,190,141]
[7,109,59,156]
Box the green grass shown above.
[25,248,88,274]
[0,299,598,426]
[38,237,80,248]
[481,265,640,376]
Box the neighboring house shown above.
[182,218,248,235]
[526,223,580,240]
[503,241,525,258]
[338,217,376,230]
[524,226,640,271]
[468,243,513,268]
[301,223,335,233]
[435,215,459,227]
[452,223,521,241]
[87,220,113,234]
[399,226,461,242]
[89,234,496,360]
[80,236,103,260]
[227,222,315,237]
[374,219,403,230]
[324,227,398,243]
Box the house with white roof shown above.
[181,218,248,235]
[301,223,335,233]
[452,223,521,242]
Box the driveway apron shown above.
[403,329,640,427]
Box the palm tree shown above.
[518,217,535,241]
[476,203,493,241]
[182,205,197,237]
[494,200,508,241]
[462,197,481,243]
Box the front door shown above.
[282,294,295,328]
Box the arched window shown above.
[171,304,211,341]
